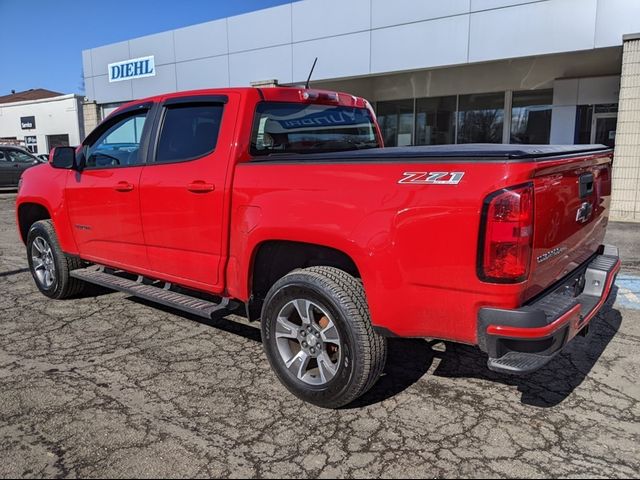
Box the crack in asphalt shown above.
[0,193,639,478]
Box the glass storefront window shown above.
[510,89,553,144]
[376,99,414,147]
[575,103,618,146]
[575,105,593,144]
[457,93,504,144]
[415,96,456,145]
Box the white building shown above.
[0,89,85,155]
[82,0,640,221]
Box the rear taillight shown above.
[478,183,534,283]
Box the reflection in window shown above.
[415,96,456,145]
[250,103,378,155]
[104,116,146,145]
[575,105,593,144]
[511,90,552,144]
[376,99,414,147]
[86,113,148,168]
[457,93,504,144]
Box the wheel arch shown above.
[17,202,52,244]
[247,240,362,321]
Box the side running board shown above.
[70,267,235,320]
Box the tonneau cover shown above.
[254,144,612,162]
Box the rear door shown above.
[65,103,154,270]
[139,94,235,290]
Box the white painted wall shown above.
[0,95,84,153]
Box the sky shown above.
[0,0,295,95]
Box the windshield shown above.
[250,102,379,155]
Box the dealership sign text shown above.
[108,56,155,83]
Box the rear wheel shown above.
[261,266,387,408]
[27,220,86,299]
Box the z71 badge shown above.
[398,172,465,185]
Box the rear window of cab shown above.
[250,102,379,156]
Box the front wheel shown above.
[27,220,86,299]
[261,266,387,408]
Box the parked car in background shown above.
[37,154,50,163]
[0,146,42,188]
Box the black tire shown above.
[261,266,387,408]
[26,220,86,299]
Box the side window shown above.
[155,104,223,163]
[85,112,147,168]
[0,151,7,162]
[7,150,37,163]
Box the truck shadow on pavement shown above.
[0,267,30,278]
[128,288,621,410]
[351,287,622,409]
[128,297,263,343]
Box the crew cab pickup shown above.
[16,87,620,408]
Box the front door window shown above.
[85,114,147,168]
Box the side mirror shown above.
[50,147,77,170]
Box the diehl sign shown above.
[108,56,155,83]
[20,116,36,130]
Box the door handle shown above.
[114,181,134,192]
[187,181,215,193]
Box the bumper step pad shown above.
[487,352,552,375]
[71,267,233,319]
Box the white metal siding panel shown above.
[371,16,470,74]
[292,0,370,42]
[227,4,292,53]
[293,32,370,82]
[229,45,293,85]
[174,19,228,62]
[371,0,470,29]
[469,0,598,63]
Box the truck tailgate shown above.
[524,151,613,301]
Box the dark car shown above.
[37,153,50,163]
[0,147,42,188]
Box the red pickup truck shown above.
[16,87,620,408]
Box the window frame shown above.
[80,102,155,171]
[147,95,228,166]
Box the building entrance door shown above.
[591,113,617,148]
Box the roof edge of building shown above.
[0,93,84,108]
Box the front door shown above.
[65,106,153,270]
[591,113,617,148]
[139,96,231,290]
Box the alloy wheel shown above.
[274,298,342,386]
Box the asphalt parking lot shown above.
[0,191,638,479]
